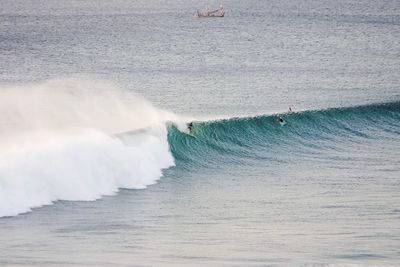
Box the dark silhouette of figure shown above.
[188,122,193,133]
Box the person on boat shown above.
[220,5,224,16]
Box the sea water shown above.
[0,0,399,266]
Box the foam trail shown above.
[0,78,176,217]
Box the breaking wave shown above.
[0,78,399,217]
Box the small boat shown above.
[197,5,225,17]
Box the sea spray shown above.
[0,78,177,135]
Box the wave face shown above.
[168,101,400,168]
[0,79,175,217]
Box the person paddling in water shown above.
[277,116,285,125]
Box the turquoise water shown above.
[0,0,400,266]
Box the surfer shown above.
[289,107,293,112]
[277,117,285,125]
[187,122,193,134]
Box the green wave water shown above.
[168,101,400,167]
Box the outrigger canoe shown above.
[197,6,225,17]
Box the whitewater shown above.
[0,79,177,217]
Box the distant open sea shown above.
[0,0,399,266]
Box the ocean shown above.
[0,0,399,266]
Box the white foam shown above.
[0,78,175,217]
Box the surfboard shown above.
[185,132,196,138]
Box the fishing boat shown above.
[197,5,225,17]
